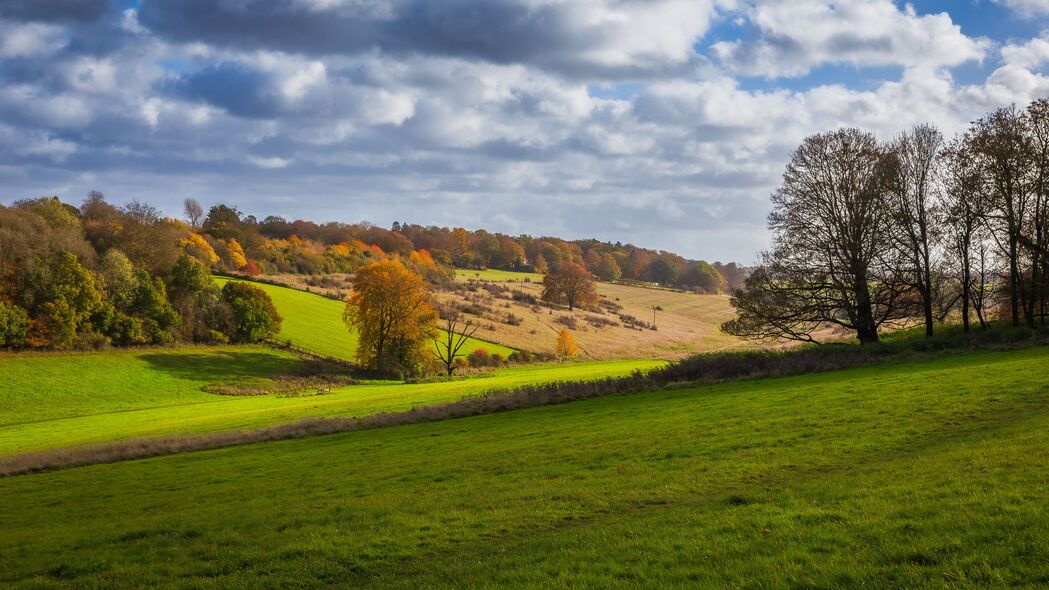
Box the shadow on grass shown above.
[138,350,308,383]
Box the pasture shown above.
[0,346,659,457]
[2,346,1048,587]
[213,277,513,360]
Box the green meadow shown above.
[0,346,658,457]
[214,276,513,360]
[2,346,1048,587]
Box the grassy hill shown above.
[214,277,513,360]
[253,270,746,359]
[2,346,1047,587]
[0,347,658,457]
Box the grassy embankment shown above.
[2,345,1048,587]
[0,347,657,457]
[213,276,514,360]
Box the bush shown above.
[0,302,29,347]
[221,281,283,343]
[467,347,490,367]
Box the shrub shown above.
[467,347,490,367]
[0,302,29,347]
[221,281,282,343]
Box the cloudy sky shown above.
[3,0,1049,262]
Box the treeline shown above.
[0,194,281,349]
[187,203,745,293]
[725,98,1049,345]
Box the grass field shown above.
[2,346,1047,587]
[214,277,513,360]
[0,347,659,457]
[455,268,544,282]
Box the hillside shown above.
[2,346,1047,587]
[213,277,513,360]
[0,347,656,457]
[270,270,747,360]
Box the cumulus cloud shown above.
[138,0,722,78]
[712,0,989,77]
[993,0,1049,17]
[0,0,1047,261]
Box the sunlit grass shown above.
[2,347,1048,587]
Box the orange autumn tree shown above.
[344,259,437,375]
[555,328,578,359]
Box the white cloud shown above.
[0,19,67,58]
[712,0,990,77]
[993,0,1049,17]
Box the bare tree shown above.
[888,124,943,336]
[184,198,204,228]
[1025,99,1049,324]
[969,106,1033,327]
[432,314,479,376]
[723,128,909,345]
[939,136,985,333]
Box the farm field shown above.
[0,346,659,457]
[214,277,513,360]
[434,277,746,359]
[2,346,1048,587]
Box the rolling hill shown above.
[0,346,658,457]
[2,346,1047,587]
[213,276,514,360]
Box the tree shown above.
[968,106,1033,327]
[221,281,282,343]
[555,328,578,359]
[939,137,984,333]
[888,124,944,337]
[646,256,678,285]
[344,259,438,375]
[723,128,907,345]
[692,261,724,294]
[541,263,598,311]
[0,302,28,348]
[432,314,479,376]
[184,198,204,227]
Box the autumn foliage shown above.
[541,263,599,311]
[344,260,438,375]
[555,328,578,359]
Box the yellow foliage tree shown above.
[555,328,578,359]
[227,238,248,268]
[344,259,438,374]
[178,232,219,265]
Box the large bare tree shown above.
[723,128,909,344]
[939,136,985,333]
[888,124,943,337]
[968,106,1033,327]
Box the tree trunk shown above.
[1010,236,1021,327]
[961,260,971,334]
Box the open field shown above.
[455,268,544,282]
[435,278,746,359]
[214,277,513,359]
[248,271,746,359]
[0,346,659,457]
[2,346,1047,587]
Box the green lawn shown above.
[2,347,1048,587]
[0,346,659,457]
[455,268,543,282]
[214,276,513,360]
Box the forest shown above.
[0,192,741,351]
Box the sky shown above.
[3,1,1049,263]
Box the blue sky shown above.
[2,0,1049,262]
